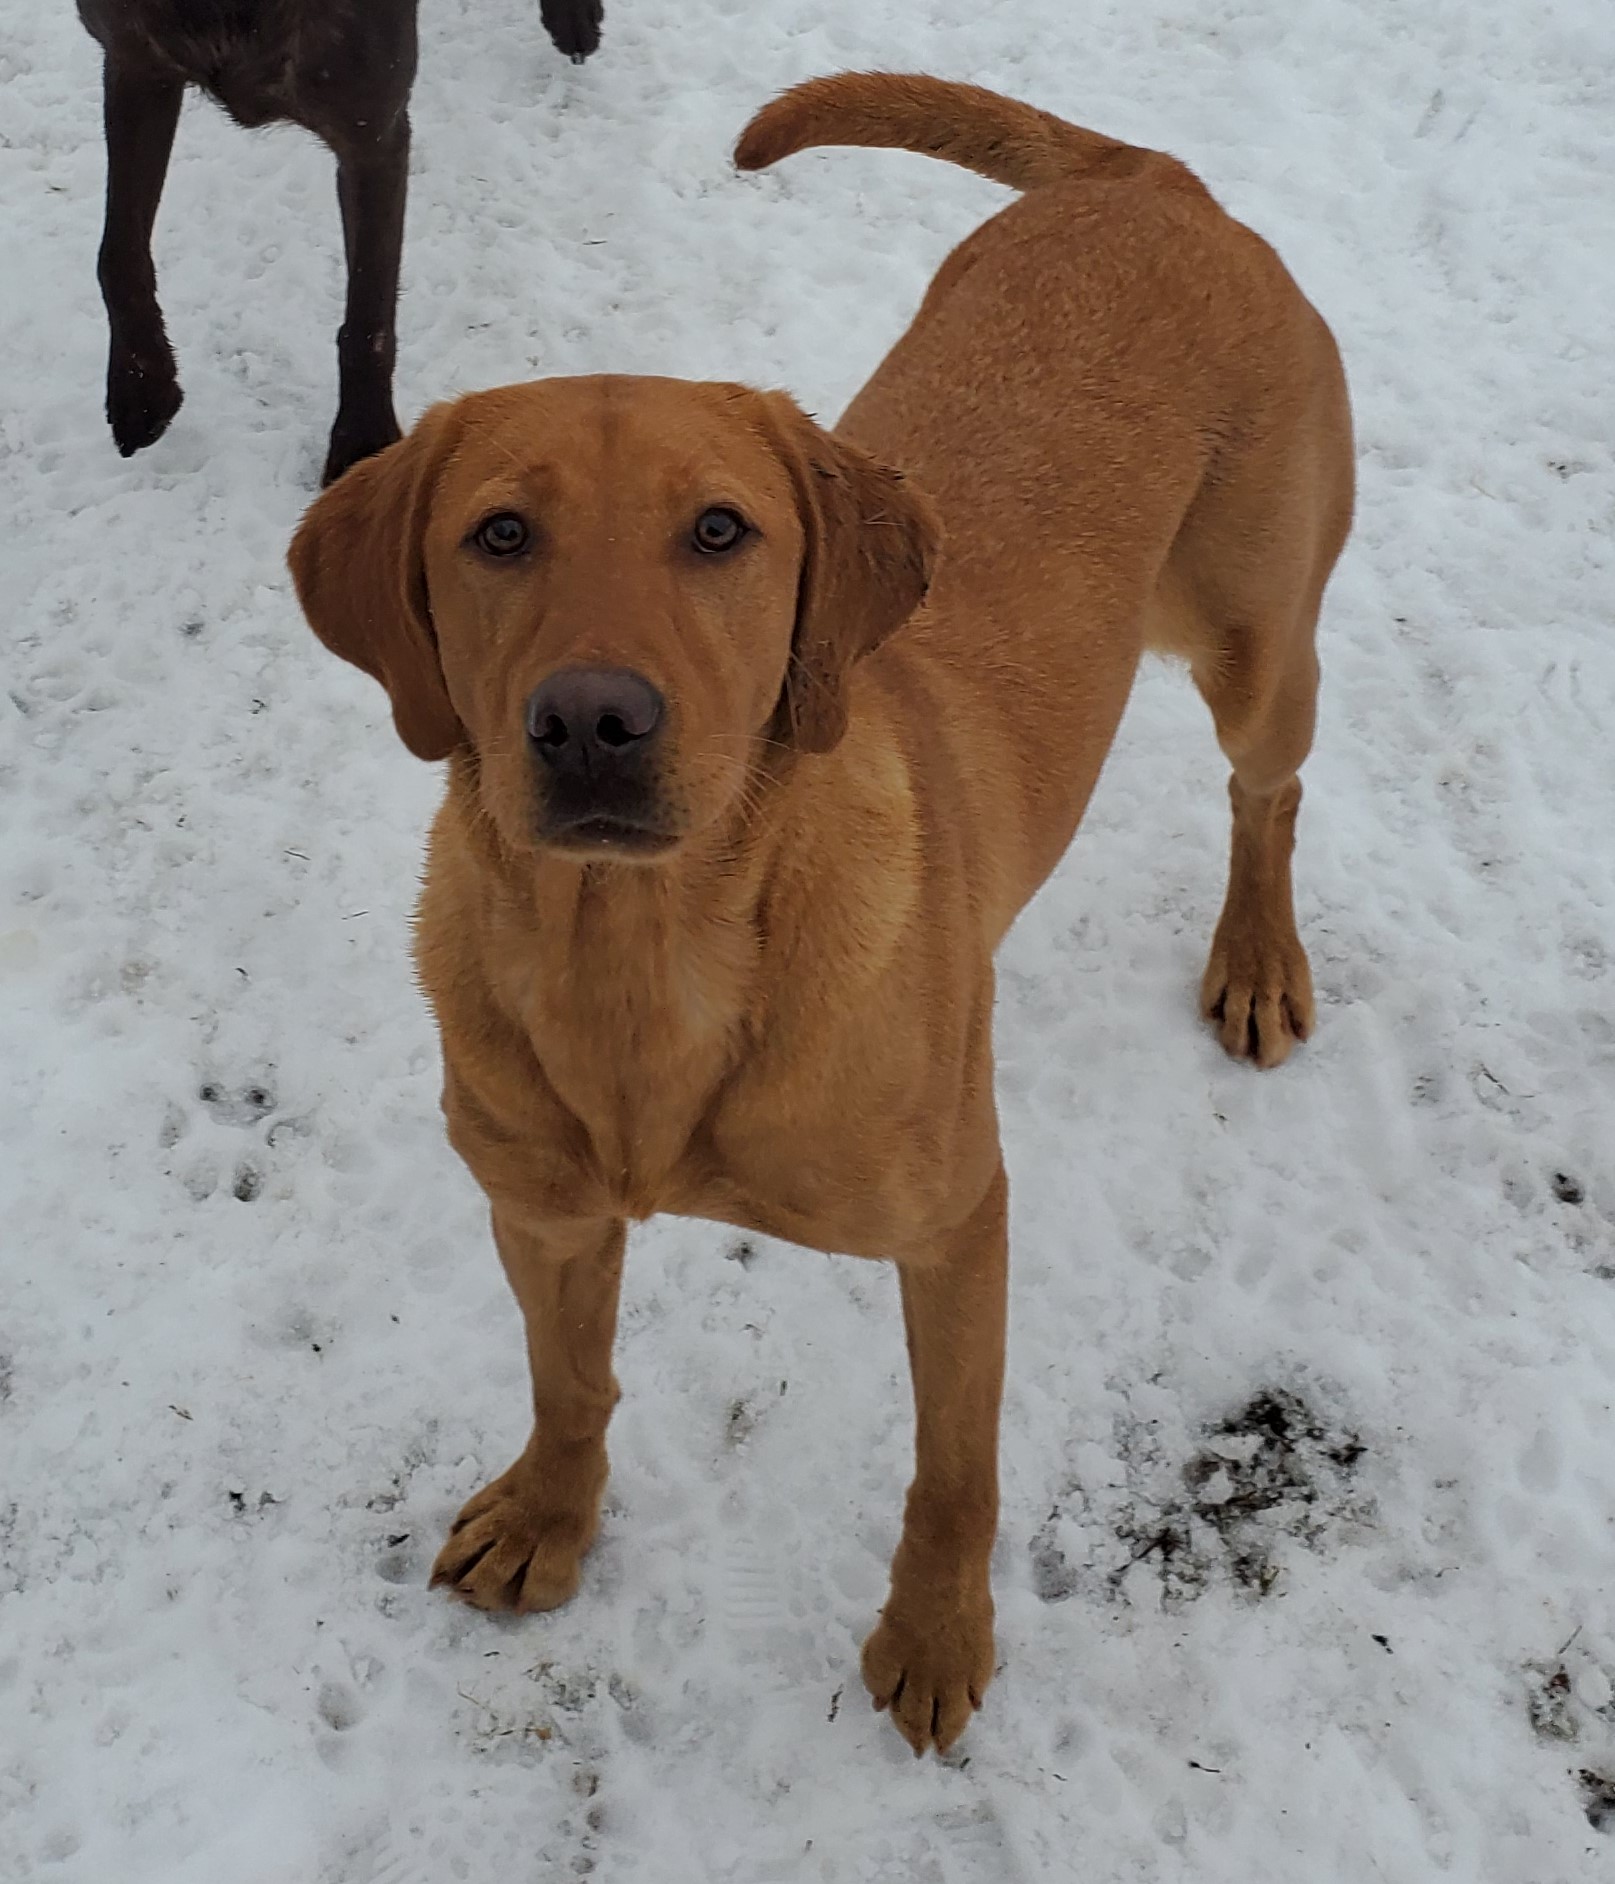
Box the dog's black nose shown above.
[525,667,664,778]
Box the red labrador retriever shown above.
[289,73,1353,1754]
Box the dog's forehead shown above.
[444,376,789,507]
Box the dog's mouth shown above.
[536,812,682,859]
[531,762,684,859]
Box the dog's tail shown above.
[734,72,1155,194]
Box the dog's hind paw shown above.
[1200,920,1315,1069]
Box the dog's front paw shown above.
[430,1445,607,1612]
[321,407,402,488]
[1201,917,1315,1069]
[861,1589,995,1757]
[540,0,603,61]
[107,344,183,456]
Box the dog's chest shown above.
[523,1000,731,1220]
[485,958,956,1257]
[434,838,966,1252]
[132,0,333,124]
[496,896,758,1221]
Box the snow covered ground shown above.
[2,0,1613,1876]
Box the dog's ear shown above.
[757,393,941,754]
[287,404,464,761]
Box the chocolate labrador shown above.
[76,0,604,484]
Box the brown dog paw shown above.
[540,0,602,61]
[1200,921,1315,1069]
[320,407,402,488]
[107,344,182,457]
[861,1595,995,1756]
[429,1449,606,1613]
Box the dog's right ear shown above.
[287,404,464,761]
[753,392,942,755]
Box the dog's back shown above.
[739,75,1354,930]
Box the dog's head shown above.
[288,376,939,862]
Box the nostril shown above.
[526,667,664,765]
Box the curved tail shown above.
[735,72,1159,194]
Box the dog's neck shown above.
[529,810,783,1042]
[443,747,794,1205]
[452,744,788,1000]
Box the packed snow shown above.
[2,0,1613,1878]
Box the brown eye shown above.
[474,512,530,557]
[692,508,748,554]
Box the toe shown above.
[1252,991,1294,1068]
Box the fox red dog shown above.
[290,73,1353,1754]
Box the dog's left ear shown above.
[757,393,942,754]
[287,403,465,761]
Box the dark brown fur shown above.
[75,0,603,485]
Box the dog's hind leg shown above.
[96,56,185,456]
[1153,341,1354,1068]
[1192,615,1322,1068]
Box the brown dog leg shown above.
[322,115,409,486]
[863,1164,1006,1756]
[1155,316,1350,1069]
[96,55,185,457]
[1196,633,1320,1068]
[431,1212,624,1611]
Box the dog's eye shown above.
[691,508,748,555]
[473,512,530,557]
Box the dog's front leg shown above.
[431,1210,624,1612]
[322,116,409,486]
[864,1163,1006,1756]
[96,56,185,457]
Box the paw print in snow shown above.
[160,1075,303,1202]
